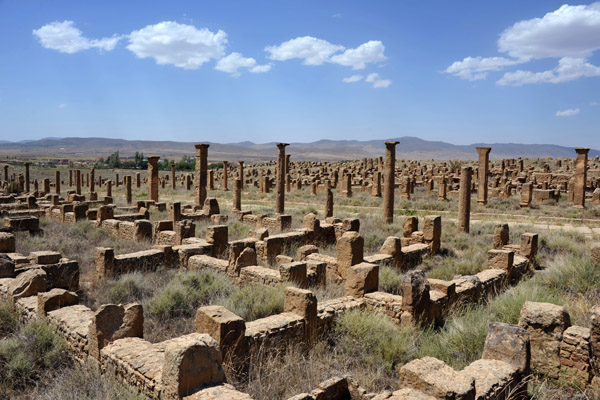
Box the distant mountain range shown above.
[0,136,597,161]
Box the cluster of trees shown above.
[94,151,223,171]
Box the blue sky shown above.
[1,1,599,147]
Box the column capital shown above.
[147,156,160,165]
[575,148,590,155]
[384,141,399,147]
[276,143,290,149]
[194,143,209,156]
[475,147,491,155]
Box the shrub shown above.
[106,273,154,304]
[0,302,19,337]
[331,309,418,373]
[219,285,284,321]
[378,265,403,295]
[147,270,234,319]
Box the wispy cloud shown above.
[555,108,580,117]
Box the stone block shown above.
[520,233,538,259]
[296,245,318,261]
[344,262,378,297]
[336,231,363,279]
[37,288,79,317]
[276,255,293,267]
[518,301,571,378]
[280,262,307,288]
[284,287,317,344]
[379,236,403,270]
[206,225,228,258]
[482,322,530,376]
[88,303,144,360]
[560,325,591,386]
[398,357,475,399]
[401,269,430,326]
[29,250,61,265]
[195,305,248,364]
[161,333,225,400]
[0,232,15,253]
[493,224,510,249]
[403,216,418,237]
[487,250,514,276]
[10,268,46,299]
[0,254,15,278]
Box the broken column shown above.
[25,162,30,192]
[76,170,81,195]
[147,156,160,202]
[238,161,244,189]
[476,147,491,205]
[55,170,60,195]
[222,161,229,191]
[325,182,333,218]
[573,148,589,208]
[276,143,289,214]
[125,176,132,205]
[195,144,209,207]
[383,141,398,224]
[233,178,242,212]
[171,163,176,190]
[458,166,472,233]
[438,175,447,201]
[89,167,95,194]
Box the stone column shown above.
[195,144,209,207]
[458,166,472,233]
[325,182,334,218]
[43,178,50,195]
[3,165,8,182]
[574,148,589,208]
[476,147,491,205]
[285,154,291,176]
[383,141,399,224]
[76,170,81,195]
[438,175,447,201]
[276,143,289,214]
[372,171,382,197]
[136,172,141,188]
[147,156,160,202]
[107,180,112,197]
[115,173,119,187]
[87,169,94,195]
[171,163,176,190]
[55,171,60,195]
[68,169,73,187]
[208,170,214,191]
[233,178,242,211]
[125,176,132,204]
[222,161,229,191]
[24,162,30,192]
[238,161,244,189]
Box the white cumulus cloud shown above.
[250,64,272,73]
[497,57,600,86]
[265,36,387,70]
[365,72,392,88]
[127,21,227,69]
[33,21,121,54]
[555,108,580,117]
[214,52,268,77]
[330,40,386,69]
[445,56,525,81]
[446,2,600,85]
[343,74,363,83]
[265,36,344,65]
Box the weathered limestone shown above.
[520,233,538,259]
[398,357,475,399]
[519,301,571,378]
[238,161,244,189]
[171,163,176,190]
[36,288,79,318]
[24,162,30,192]
[423,216,442,254]
[88,303,144,360]
[284,287,317,344]
[482,322,530,377]
[55,170,61,195]
[493,224,509,249]
[345,262,378,297]
[458,166,472,233]
[125,175,132,204]
[10,268,47,300]
[560,325,591,385]
[0,232,16,253]
[476,147,491,205]
[520,182,532,207]
[276,143,289,214]
[400,270,430,326]
[147,156,160,202]
[378,236,403,270]
[233,179,242,212]
[438,175,448,201]
[383,141,398,224]
[325,184,333,218]
[194,144,209,207]
[336,231,363,280]
[573,148,589,208]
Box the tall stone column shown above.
[276,143,289,214]
[68,169,73,187]
[55,171,60,195]
[458,166,472,233]
[325,182,334,218]
[76,170,81,195]
[383,141,399,223]
[238,161,244,189]
[107,180,112,197]
[285,154,291,176]
[476,147,491,205]
[438,175,447,201]
[89,168,95,193]
[115,173,119,187]
[222,161,229,191]
[372,171,382,197]
[136,172,141,188]
[209,170,215,190]
[24,162,30,192]
[171,163,176,190]
[233,178,242,211]
[194,144,209,207]
[3,165,8,182]
[574,148,589,208]
[147,156,160,202]
[125,176,132,204]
